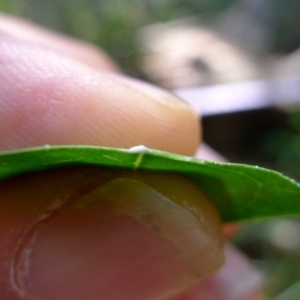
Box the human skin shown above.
[0,14,261,299]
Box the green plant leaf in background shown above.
[0,145,300,223]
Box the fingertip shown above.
[0,36,200,155]
[104,72,201,155]
[0,168,223,300]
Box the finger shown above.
[174,245,263,300]
[194,143,227,162]
[0,167,224,300]
[0,13,120,71]
[0,34,200,155]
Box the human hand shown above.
[0,14,261,300]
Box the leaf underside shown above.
[0,145,300,223]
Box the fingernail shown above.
[16,178,222,300]
[107,72,192,108]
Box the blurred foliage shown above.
[1,0,300,74]
[259,110,300,181]
[233,219,300,298]
[270,0,300,53]
[0,0,235,75]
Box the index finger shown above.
[0,29,200,155]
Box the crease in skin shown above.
[10,194,72,299]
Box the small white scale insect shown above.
[128,145,151,154]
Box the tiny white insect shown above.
[128,145,151,154]
[43,144,51,150]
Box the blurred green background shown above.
[1,0,300,299]
[2,0,300,75]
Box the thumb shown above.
[0,167,224,300]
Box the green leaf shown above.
[0,145,300,223]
